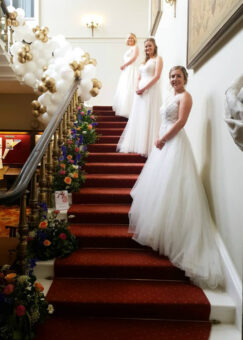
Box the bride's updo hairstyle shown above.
[144,38,158,63]
[126,33,137,45]
[169,66,188,84]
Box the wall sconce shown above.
[165,0,176,17]
[83,15,102,37]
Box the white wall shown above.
[39,0,149,105]
[156,0,243,277]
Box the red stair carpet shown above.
[36,106,211,340]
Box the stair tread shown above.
[74,187,131,195]
[55,248,183,270]
[69,204,130,214]
[86,173,138,179]
[70,223,131,236]
[35,317,211,340]
[47,277,209,308]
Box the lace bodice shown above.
[139,58,157,78]
[160,93,182,124]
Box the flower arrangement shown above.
[0,264,53,340]
[27,207,78,261]
[52,106,97,193]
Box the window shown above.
[5,0,35,18]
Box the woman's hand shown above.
[120,65,126,70]
[136,88,145,95]
[155,138,165,149]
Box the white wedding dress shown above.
[129,93,225,289]
[117,57,162,156]
[113,46,138,118]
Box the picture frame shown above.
[150,0,162,36]
[187,0,243,69]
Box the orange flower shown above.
[73,172,78,178]
[64,176,72,184]
[5,273,16,282]
[60,163,66,169]
[87,124,93,130]
[43,239,51,247]
[39,220,48,229]
[34,281,44,292]
[67,155,72,160]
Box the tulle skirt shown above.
[117,77,161,156]
[113,64,137,118]
[129,125,225,289]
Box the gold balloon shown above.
[7,18,12,26]
[42,66,48,72]
[26,53,33,61]
[12,20,19,27]
[35,32,40,39]
[32,110,40,117]
[42,36,48,43]
[18,50,26,58]
[45,77,55,88]
[43,26,49,34]
[78,62,84,71]
[39,105,47,114]
[31,100,41,109]
[49,86,56,93]
[38,84,47,93]
[90,87,99,97]
[89,58,97,66]
[74,70,81,79]
[24,45,30,52]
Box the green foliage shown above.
[0,265,53,340]
[27,209,78,261]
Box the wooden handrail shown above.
[0,80,79,204]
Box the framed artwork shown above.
[151,0,162,36]
[187,0,243,68]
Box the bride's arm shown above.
[136,56,163,95]
[156,92,192,149]
[121,45,139,70]
[136,72,141,91]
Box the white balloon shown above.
[36,58,46,67]
[13,63,27,76]
[50,92,63,105]
[38,112,50,126]
[60,67,73,81]
[31,40,43,51]
[38,93,52,107]
[16,8,25,17]
[47,103,59,115]
[25,60,37,73]
[23,72,36,87]
[80,79,93,92]
[82,64,96,80]
[56,79,69,93]
[10,42,24,55]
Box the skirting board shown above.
[215,232,242,330]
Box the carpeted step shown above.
[68,204,130,224]
[72,187,132,204]
[95,115,127,122]
[87,152,146,163]
[46,278,210,321]
[84,162,144,174]
[85,174,138,188]
[96,122,126,129]
[93,106,112,111]
[69,223,141,248]
[36,316,211,340]
[96,135,120,143]
[93,110,115,116]
[88,143,118,152]
[96,128,124,136]
[54,248,187,281]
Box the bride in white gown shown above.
[129,66,224,289]
[117,38,162,156]
[113,33,139,118]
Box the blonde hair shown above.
[169,66,188,84]
[143,38,158,63]
[126,33,137,45]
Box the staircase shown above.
[35,106,236,340]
